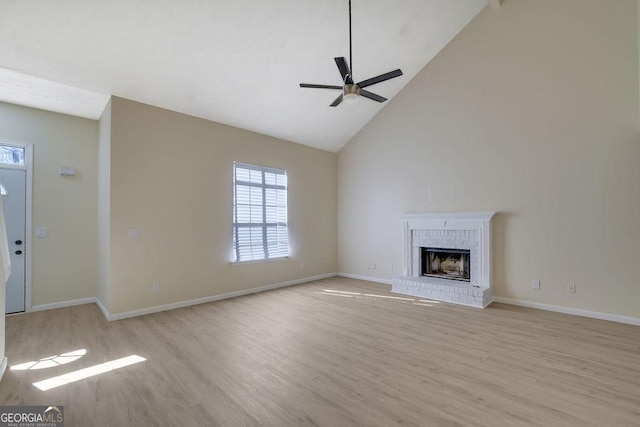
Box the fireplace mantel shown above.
[393,211,497,308]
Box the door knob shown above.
[15,250,22,255]
[15,240,22,245]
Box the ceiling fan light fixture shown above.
[343,84,360,103]
[299,0,402,107]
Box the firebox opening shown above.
[421,247,471,282]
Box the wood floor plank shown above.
[1,277,639,426]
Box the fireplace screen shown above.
[421,247,470,282]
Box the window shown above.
[0,145,25,165]
[233,162,289,262]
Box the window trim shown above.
[230,256,289,266]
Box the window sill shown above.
[230,256,290,266]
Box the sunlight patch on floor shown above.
[363,294,414,301]
[11,349,87,371]
[32,355,147,391]
[318,289,441,307]
[322,289,362,295]
[316,292,354,298]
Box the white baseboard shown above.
[493,297,640,326]
[31,297,97,312]
[21,278,640,327]
[102,273,337,321]
[337,272,393,285]
[0,356,7,383]
[337,275,638,323]
[95,298,110,321]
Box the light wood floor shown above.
[1,277,639,426]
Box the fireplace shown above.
[421,247,470,282]
[391,212,496,308]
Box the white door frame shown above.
[0,139,33,312]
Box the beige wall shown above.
[338,0,640,317]
[97,99,112,310]
[0,102,98,306]
[107,97,336,314]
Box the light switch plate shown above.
[35,227,48,237]
[58,166,76,176]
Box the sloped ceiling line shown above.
[0,0,491,152]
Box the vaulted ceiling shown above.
[0,0,490,152]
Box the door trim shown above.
[0,139,33,313]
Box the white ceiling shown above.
[0,0,487,152]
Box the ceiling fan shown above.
[300,0,403,107]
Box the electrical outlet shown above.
[299,262,304,270]
[532,280,540,290]
[568,283,576,293]
[152,283,160,293]
[370,263,376,270]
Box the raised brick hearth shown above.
[392,277,492,307]
[391,212,496,308]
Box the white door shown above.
[0,168,26,314]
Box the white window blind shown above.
[233,162,289,262]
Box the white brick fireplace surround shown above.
[391,212,496,308]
